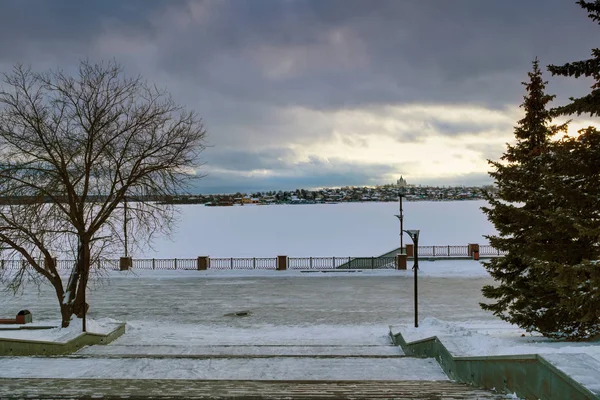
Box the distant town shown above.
[165,177,495,206]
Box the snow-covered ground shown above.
[1,260,599,388]
[1,261,490,382]
[1,260,494,332]
[143,200,495,258]
[0,202,597,391]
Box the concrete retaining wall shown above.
[0,323,125,356]
[390,330,599,400]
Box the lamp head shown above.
[403,229,420,241]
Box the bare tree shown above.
[0,60,207,327]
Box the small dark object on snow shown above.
[224,310,252,317]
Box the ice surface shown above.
[140,201,495,258]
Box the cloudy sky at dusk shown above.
[0,0,597,193]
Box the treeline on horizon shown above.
[163,184,495,205]
[0,184,496,206]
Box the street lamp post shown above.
[403,229,419,328]
[394,195,404,254]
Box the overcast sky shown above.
[0,0,597,193]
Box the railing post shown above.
[174,258,178,269]
[152,258,155,270]
[197,256,208,271]
[230,257,233,269]
[310,257,313,269]
[396,253,407,270]
[332,256,336,268]
[371,256,374,269]
[253,257,256,269]
[277,255,287,271]
[468,243,479,258]
[433,246,436,257]
[119,257,132,271]
[448,245,450,257]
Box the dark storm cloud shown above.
[0,0,596,191]
[204,148,296,171]
[0,0,162,60]
[148,0,597,109]
[194,158,402,194]
[1,0,595,107]
[427,120,508,138]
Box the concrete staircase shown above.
[0,343,513,399]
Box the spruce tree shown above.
[481,60,569,337]
[545,127,600,340]
[539,0,600,339]
[547,0,600,117]
[482,1,600,340]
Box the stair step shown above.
[0,356,446,381]
[76,344,405,358]
[0,378,514,399]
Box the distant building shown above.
[396,176,407,188]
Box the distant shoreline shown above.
[0,186,492,206]
[187,198,485,207]
[164,186,492,206]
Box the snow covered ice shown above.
[141,200,496,258]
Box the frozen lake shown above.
[143,200,495,258]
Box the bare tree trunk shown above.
[73,239,90,318]
[43,257,72,328]
[60,303,72,328]
[65,257,80,316]
[124,197,128,257]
